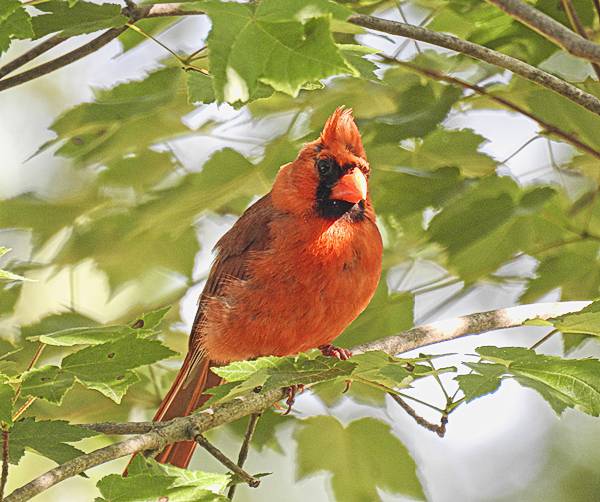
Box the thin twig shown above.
[194,434,260,489]
[227,413,261,500]
[12,343,45,403]
[0,34,66,79]
[4,301,591,502]
[0,430,8,502]
[348,14,600,116]
[529,329,560,350]
[594,0,600,23]
[486,0,600,63]
[0,3,205,92]
[388,393,447,437]
[389,58,600,160]
[560,0,600,79]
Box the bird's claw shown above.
[319,344,352,360]
[282,384,305,415]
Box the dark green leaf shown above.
[0,0,33,55]
[9,418,97,465]
[20,365,75,405]
[202,0,354,102]
[31,1,127,39]
[456,362,505,402]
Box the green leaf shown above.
[186,72,216,104]
[428,178,563,282]
[202,0,354,102]
[0,374,15,425]
[8,418,97,465]
[475,346,600,416]
[456,362,505,402]
[37,325,154,347]
[542,300,600,336]
[391,128,498,177]
[61,336,175,402]
[20,365,75,405]
[371,166,464,217]
[97,456,229,502]
[372,68,462,143]
[521,241,600,302]
[0,0,33,55]
[31,1,127,39]
[296,416,424,502]
[210,354,355,404]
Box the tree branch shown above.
[559,0,600,80]
[388,393,447,437]
[4,301,590,502]
[0,34,66,79]
[348,14,600,116]
[486,0,600,63]
[387,58,600,161]
[0,430,8,502]
[194,435,260,488]
[0,3,205,92]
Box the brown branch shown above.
[389,58,600,161]
[0,27,127,92]
[560,0,600,79]
[0,35,66,79]
[348,14,600,116]
[0,3,205,92]
[486,0,600,63]
[194,434,260,488]
[0,430,8,502]
[595,0,600,23]
[227,413,261,499]
[4,301,590,502]
[82,421,159,435]
[388,394,447,437]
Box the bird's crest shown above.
[320,107,365,159]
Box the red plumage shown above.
[148,107,382,468]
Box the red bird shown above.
[153,107,382,468]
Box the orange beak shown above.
[330,168,367,204]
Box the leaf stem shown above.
[529,329,560,350]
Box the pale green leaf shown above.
[296,416,424,502]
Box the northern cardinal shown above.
[153,107,382,468]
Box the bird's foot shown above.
[319,344,352,361]
[282,384,305,415]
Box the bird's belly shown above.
[202,240,381,362]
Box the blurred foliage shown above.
[2,0,600,500]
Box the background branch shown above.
[559,0,600,79]
[348,14,600,116]
[388,58,600,160]
[0,3,205,92]
[4,301,589,502]
[486,0,600,63]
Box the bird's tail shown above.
[126,351,222,471]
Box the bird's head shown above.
[272,107,372,222]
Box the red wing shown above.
[189,193,278,349]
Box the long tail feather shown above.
[125,351,222,471]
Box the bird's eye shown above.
[317,158,335,177]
